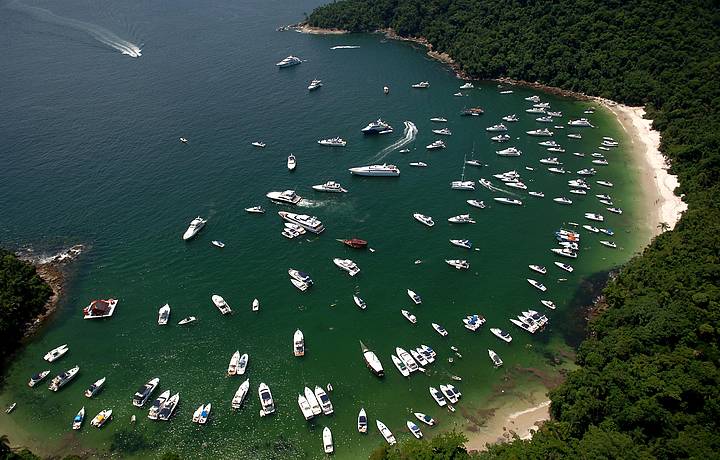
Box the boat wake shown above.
[330,45,360,49]
[10,1,142,58]
[480,179,523,198]
[372,121,417,162]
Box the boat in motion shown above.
[348,164,400,176]
[312,181,347,193]
[266,190,301,205]
[353,294,367,310]
[83,299,118,319]
[411,81,430,88]
[183,217,207,240]
[279,211,325,234]
[133,377,160,407]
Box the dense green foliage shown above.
[310,0,720,458]
[370,430,473,460]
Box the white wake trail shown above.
[10,1,142,58]
[372,121,417,162]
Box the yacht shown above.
[460,82,474,89]
[490,327,513,343]
[440,384,461,404]
[237,353,249,375]
[314,386,334,415]
[413,213,435,227]
[148,390,170,419]
[525,107,546,114]
[358,408,368,433]
[572,152,586,157]
[323,427,334,454]
[414,412,436,426]
[597,180,614,187]
[554,261,574,272]
[465,158,483,167]
[28,370,50,387]
[266,190,301,205]
[430,117,448,122]
[212,295,232,315]
[407,289,422,305]
[536,116,554,123]
[278,211,325,234]
[600,240,617,248]
[158,393,180,421]
[431,323,449,336]
[585,213,604,222]
[396,347,419,372]
[502,114,519,122]
[258,383,275,415]
[49,365,80,391]
[568,118,594,127]
[527,278,547,292]
[445,259,470,269]
[570,189,587,195]
[401,310,417,324]
[84,377,106,398]
[450,239,472,249]
[486,124,508,132]
[451,180,475,190]
[83,299,118,320]
[488,349,503,367]
[183,217,206,240]
[133,377,160,407]
[491,134,511,142]
[409,161,428,167]
[567,133,582,139]
[286,154,297,171]
[44,344,69,362]
[526,128,554,136]
[307,79,322,90]
[460,107,484,116]
[529,264,547,275]
[333,258,360,276]
[72,407,85,430]
[429,387,447,406]
[426,140,446,150]
[539,140,559,147]
[467,199,485,208]
[361,119,393,134]
[231,379,249,407]
[411,81,430,88]
[178,316,196,325]
[360,341,384,377]
[577,168,597,176]
[407,420,423,439]
[529,191,545,197]
[607,207,623,214]
[157,304,170,325]
[297,395,314,420]
[525,95,541,103]
[312,181,347,193]
[496,147,521,156]
[376,420,397,445]
[251,141,266,148]
[245,205,265,213]
[551,248,578,258]
[348,164,400,176]
[353,294,367,310]
[90,409,112,428]
[494,197,523,206]
[276,55,302,67]
[293,329,305,357]
[547,147,566,153]
[448,214,475,224]
[317,137,346,147]
[432,128,452,135]
[541,300,557,310]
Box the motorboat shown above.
[426,140,446,150]
[431,323,448,336]
[304,387,322,416]
[414,413,436,427]
[407,420,423,439]
[84,377,106,398]
[488,349,503,367]
[502,114,519,122]
[251,141,266,148]
[317,137,347,147]
[245,205,265,213]
[413,213,435,227]
[384,86,389,94]
[593,159,609,165]
[83,299,118,319]
[460,82,474,89]
[348,164,400,176]
[231,379,250,409]
[178,316,196,325]
[157,304,170,325]
[463,314,486,331]
[490,328,513,343]
[314,386,334,415]
[297,394,314,420]
[448,214,475,224]
[541,300,557,310]
[312,181,347,193]
[585,213,604,222]
[361,119,393,134]
[179,137,188,144]
[506,181,527,190]
[607,207,623,214]
[429,387,447,406]
[529,264,547,275]
[396,347,419,372]
[451,180,475,190]
[198,403,211,424]
[48,365,80,391]
[72,407,85,430]
[551,248,578,258]
[526,129,553,136]
[432,128,452,135]
[212,295,232,315]
[133,377,160,407]
[554,261,574,272]
[467,199,485,208]
[547,147,566,153]
[376,420,397,445]
[496,147,521,156]
[211,240,225,248]
[353,294,367,310]
[183,217,206,240]
[445,259,470,270]
[237,353,249,375]
[568,118,594,127]
[148,390,170,419]
[525,95,541,103]
[577,168,597,176]
[360,341,384,377]
[307,79,323,90]
[276,55,302,67]
[430,117,448,122]
[460,107,484,116]
[570,189,587,195]
[44,344,69,363]
[358,408,368,433]
[293,329,305,357]
[548,167,566,174]
[583,224,600,233]
[527,279,547,292]
[338,238,367,249]
[401,310,417,324]
[158,393,180,421]
[333,258,360,276]
[411,348,428,366]
[28,370,50,387]
[450,239,472,249]
[494,197,523,206]
[540,141,561,149]
[227,351,241,375]
[567,133,582,139]
[600,240,617,248]
[465,158,483,167]
[287,154,297,171]
[600,228,615,236]
[529,191,545,198]
[597,180,614,187]
[525,107,546,114]
[440,384,461,404]
[407,289,422,305]
[291,279,309,291]
[491,134,511,142]
[90,409,112,428]
[486,124,507,132]
[536,116,554,123]
[258,383,275,415]
[411,81,430,88]
[409,161,428,167]
[278,211,325,234]
[534,102,551,108]
[323,427,334,454]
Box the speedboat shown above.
[291,279,309,291]
[411,349,428,366]
[541,300,557,310]
[525,95,541,103]
[448,214,475,224]
[348,164,400,176]
[245,205,265,213]
[430,117,448,122]
[411,81,430,88]
[183,217,207,240]
[554,261,574,272]
[409,162,428,167]
[293,329,305,357]
[607,207,623,214]
[212,295,232,315]
[227,351,241,375]
[467,199,485,208]
[431,323,448,336]
[600,240,617,248]
[525,107,546,114]
[429,387,447,406]
[360,341,384,377]
[307,79,323,90]
[502,114,519,122]
[413,213,435,227]
[305,387,322,415]
[536,116,554,123]
[593,159,609,165]
[496,147,521,156]
[358,408,368,433]
[258,383,275,415]
[376,420,397,445]
[551,248,578,258]
[133,377,160,407]
[407,420,423,439]
[28,370,50,387]
[352,294,367,310]
[570,189,587,195]
[539,140,559,147]
[333,258,360,276]
[237,353,249,375]
[491,134,511,142]
[585,213,604,222]
[486,124,508,132]
[361,119,393,134]
[278,211,325,234]
[396,347,419,372]
[432,128,452,135]
[276,55,302,67]
[465,158,483,167]
[90,409,112,428]
[312,181,347,193]
[527,279,547,292]
[287,154,297,171]
[148,390,170,419]
[318,137,347,147]
[407,289,422,305]
[445,259,470,270]
[297,394,314,420]
[251,141,266,148]
[231,379,250,409]
[314,386,334,415]
[529,264,546,275]
[451,180,475,190]
[401,310,417,324]
[84,377,106,398]
[178,316,196,325]
[596,180,614,187]
[158,393,180,421]
[83,299,118,319]
[505,181,527,190]
[158,304,170,325]
[526,129,554,136]
[548,167,566,174]
[577,168,597,176]
[414,412,436,426]
[426,140,446,150]
[48,365,80,391]
[179,137,188,144]
[529,191,545,197]
[440,384,461,404]
[460,82,474,89]
[567,133,582,139]
[583,224,600,233]
[44,344,69,363]
[450,239,472,249]
[600,228,615,236]
[490,327,513,343]
[72,407,85,430]
[211,240,225,248]
[494,197,523,206]
[568,118,594,127]
[488,349,503,367]
[323,427,334,454]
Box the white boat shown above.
[448,214,475,224]
[348,164,400,176]
[401,309,417,324]
[551,248,578,258]
[299,387,320,416]
[529,191,545,198]
[491,327,513,343]
[432,128,452,135]
[570,189,587,195]
[506,181,527,190]
[413,213,434,227]
[360,340,384,377]
[429,387,447,406]
[297,394,314,420]
[525,95,541,103]
[72,406,85,430]
[431,323,448,337]
[133,377,160,407]
[183,216,207,240]
[407,420,423,439]
[577,168,597,176]
[245,205,265,213]
[358,408,368,433]
[322,427,334,453]
[488,349,503,367]
[494,197,523,206]
[450,239,472,249]
[252,298,260,312]
[502,114,519,122]
[430,117,448,122]
[583,224,600,233]
[467,199,485,208]
[600,228,615,236]
[412,81,430,88]
[48,365,80,391]
[460,82,474,89]
[227,351,241,375]
[541,300,557,310]
[287,154,297,171]
[267,190,303,206]
[607,207,623,214]
[314,386,333,415]
[158,393,180,421]
[596,180,614,187]
[276,55,302,67]
[376,420,397,445]
[178,316,196,325]
[536,116,554,123]
[278,211,325,234]
[157,304,170,325]
[90,409,112,428]
[258,383,275,415]
[353,294,367,310]
[585,213,604,222]
[312,181,347,193]
[567,133,582,139]
[293,329,305,357]
[148,390,170,419]
[411,349,428,366]
[231,379,250,409]
[317,137,347,147]
[568,118,594,127]
[409,162,427,167]
[44,344,69,363]
[525,107,546,114]
[491,134,511,142]
[529,264,546,275]
[486,124,508,132]
[237,353,249,375]
[414,412,436,426]
[251,141,266,148]
[396,347,419,372]
[308,79,323,91]
[463,314,485,331]
[82,298,118,320]
[212,295,232,315]
[192,404,204,423]
[333,258,360,276]
[600,240,617,248]
[391,354,410,377]
[554,261,574,272]
[445,259,470,270]
[526,129,554,137]
[211,240,225,248]
[84,377,106,398]
[527,279,547,292]
[426,140,446,150]
[179,137,188,144]
[28,370,50,387]
[548,167,566,174]
[440,384,461,404]
[198,403,211,424]
[361,119,393,134]
[496,147,521,157]
[407,289,422,305]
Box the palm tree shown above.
[0,434,11,457]
[657,221,670,232]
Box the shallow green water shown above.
[0,0,652,457]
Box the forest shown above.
[309,0,720,458]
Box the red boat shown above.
[338,238,368,249]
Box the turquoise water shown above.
[0,0,652,458]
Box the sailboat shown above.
[451,155,475,190]
[465,143,482,167]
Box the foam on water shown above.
[372,121,417,161]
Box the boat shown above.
[157,304,171,325]
[237,353,249,375]
[570,189,587,195]
[384,86,389,94]
[491,328,513,343]
[448,214,475,224]
[258,383,275,415]
[502,114,519,122]
[212,295,232,315]
[314,386,334,415]
[43,344,69,363]
[278,211,325,234]
[353,295,367,310]
[432,128,452,135]
[496,147,521,157]
[401,310,417,324]
[529,191,545,197]
[72,407,85,430]
[600,240,617,248]
[84,377,106,398]
[407,420,423,439]
[227,351,241,375]
[551,248,578,258]
[577,168,597,176]
[600,228,615,236]
[407,289,422,305]
[90,409,112,428]
[392,354,411,377]
[491,134,511,142]
[28,370,50,387]
[83,299,118,320]
[409,161,428,167]
[460,82,474,89]
[276,55,302,67]
[583,224,600,233]
[554,261,574,272]
[585,213,604,222]
[432,323,448,336]
[412,413,435,428]
[178,316,196,325]
[529,265,547,275]
[251,141,266,148]
[440,384,461,404]
[450,239,472,249]
[376,420,397,445]
[338,238,367,249]
[396,347,419,372]
[426,140,446,150]
[494,197,523,206]
[183,217,207,240]
[358,408,368,433]
[593,159,609,165]
[526,129,554,136]
[445,259,470,270]
[317,137,347,147]
[534,102,551,108]
[430,117,448,122]
[488,349,503,367]
[198,403,211,424]
[527,279,547,292]
[525,95,541,103]
[333,258,360,276]
[293,329,305,357]
[411,348,428,366]
[348,164,400,176]
[322,427,334,454]
[505,181,527,190]
[245,205,265,213]
[411,81,430,88]
[413,213,434,227]
[158,393,180,421]
[536,116,554,123]
[231,379,250,409]
[607,207,623,215]
[252,298,259,312]
[303,387,322,416]
[467,199,485,208]
[548,167,566,174]
[132,377,160,407]
[148,390,170,419]
[486,124,508,132]
[463,314,486,331]
[361,119,393,134]
[541,300,556,310]
[294,394,314,421]
[48,365,80,391]
[567,133,582,139]
[526,107,546,114]
[307,79,323,90]
[360,340,384,377]
[596,180,614,187]
[291,279,309,291]
[547,111,562,117]
[429,387,447,406]
[5,403,16,414]
[287,154,296,171]
[310,181,348,194]
[460,107,484,116]
[568,118,594,127]
[179,137,188,144]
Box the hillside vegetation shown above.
[309,1,720,458]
